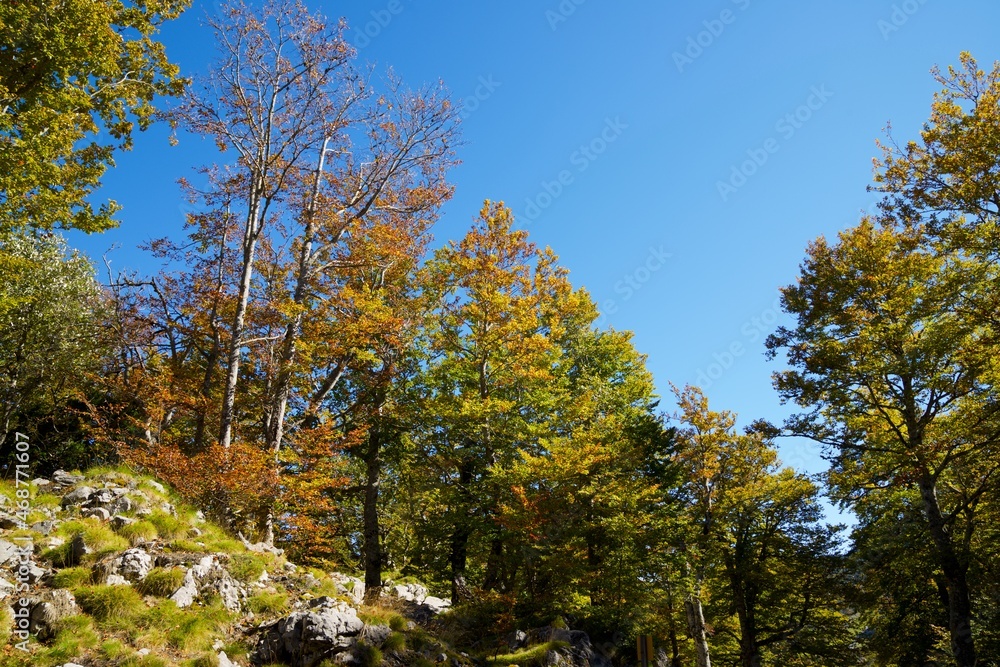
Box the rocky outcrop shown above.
[252,596,364,667]
[170,554,246,613]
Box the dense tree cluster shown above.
[3,0,1000,663]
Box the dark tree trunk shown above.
[450,457,475,603]
[918,474,978,667]
[363,424,383,601]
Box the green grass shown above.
[29,615,101,667]
[75,584,147,626]
[136,567,186,597]
[52,565,93,589]
[359,604,408,631]
[355,643,384,667]
[117,519,159,545]
[45,519,129,565]
[228,552,267,583]
[383,631,407,652]
[486,641,569,666]
[138,598,234,652]
[0,605,10,645]
[147,510,188,539]
[247,590,290,615]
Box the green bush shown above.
[136,567,186,597]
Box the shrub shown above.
[355,643,383,667]
[383,632,407,652]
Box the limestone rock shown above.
[61,486,94,507]
[252,597,364,667]
[171,555,245,612]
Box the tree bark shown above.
[918,474,978,667]
[361,411,387,601]
[684,595,712,667]
[218,180,264,449]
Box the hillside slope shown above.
[0,468,611,667]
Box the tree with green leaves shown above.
[0,0,189,232]
[767,219,1000,667]
[671,386,859,667]
[0,232,107,469]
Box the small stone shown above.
[144,480,166,494]
[0,513,21,530]
[52,470,84,486]
[111,515,137,530]
[61,486,94,507]
[105,574,129,586]
[31,520,57,535]
[82,507,111,521]
[69,533,91,565]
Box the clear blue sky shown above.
[71,0,1000,487]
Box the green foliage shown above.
[47,519,129,565]
[0,0,190,232]
[147,510,187,539]
[227,552,267,583]
[0,232,108,471]
[354,642,384,667]
[486,641,569,666]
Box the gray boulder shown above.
[61,486,94,507]
[110,548,153,582]
[171,555,245,612]
[52,470,84,486]
[252,597,364,667]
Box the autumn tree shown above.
[0,0,189,232]
[408,201,585,602]
[766,219,1000,667]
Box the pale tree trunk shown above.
[684,594,712,667]
[218,175,265,449]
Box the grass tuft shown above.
[136,567,186,597]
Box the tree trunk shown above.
[218,184,263,449]
[918,474,978,667]
[684,595,712,667]
[450,457,475,603]
[363,423,384,601]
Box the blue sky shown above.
[71,0,1000,487]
